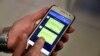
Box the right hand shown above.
[13,34,45,56]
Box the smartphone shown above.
[28,5,75,56]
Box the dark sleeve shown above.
[0,42,12,53]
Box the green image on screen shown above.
[38,28,57,45]
[45,17,64,34]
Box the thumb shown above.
[26,38,45,56]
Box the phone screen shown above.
[28,8,72,55]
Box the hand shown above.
[51,27,75,56]
[13,35,45,56]
[7,7,48,50]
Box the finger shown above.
[26,38,45,56]
[13,34,27,56]
[19,7,48,26]
[50,52,57,56]
[25,22,37,36]
[32,7,49,21]
[67,26,75,33]
[24,7,49,36]
[54,41,63,52]
[61,34,69,43]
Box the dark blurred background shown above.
[75,0,100,15]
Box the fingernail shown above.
[37,37,45,43]
[39,37,45,40]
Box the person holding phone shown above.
[0,7,74,56]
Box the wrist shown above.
[7,27,13,50]
[0,27,12,53]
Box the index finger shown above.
[32,7,49,21]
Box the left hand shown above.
[7,7,48,50]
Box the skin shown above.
[4,7,74,56]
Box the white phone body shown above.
[28,5,75,56]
